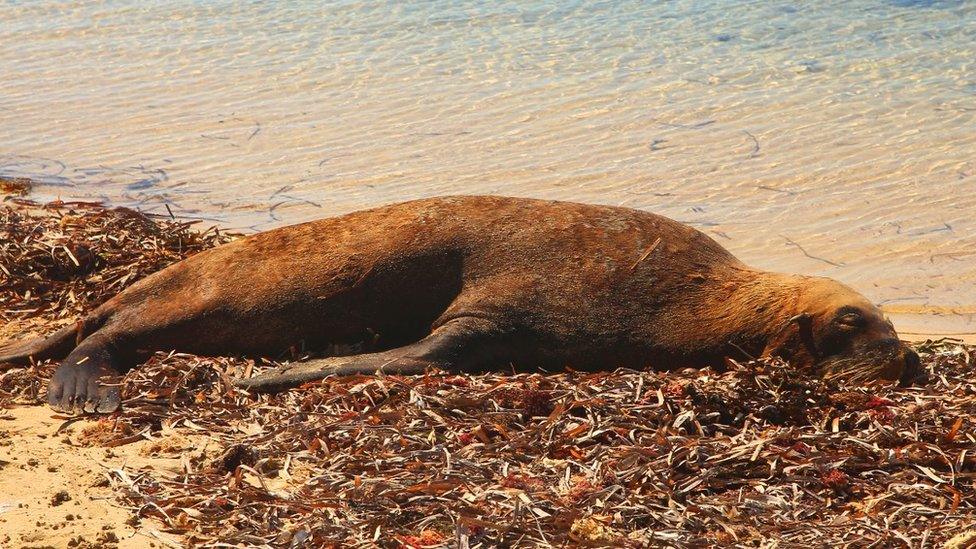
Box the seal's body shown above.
[0,196,919,413]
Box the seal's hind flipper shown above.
[0,324,79,365]
[47,333,122,414]
[236,316,506,392]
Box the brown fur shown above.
[0,196,919,412]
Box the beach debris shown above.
[0,199,235,325]
[0,176,32,195]
[1,200,974,547]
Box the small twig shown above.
[757,185,796,196]
[661,119,715,130]
[629,237,662,271]
[743,130,760,158]
[780,235,844,267]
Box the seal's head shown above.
[763,277,921,385]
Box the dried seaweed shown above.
[1,200,974,547]
[0,176,32,196]
[0,199,234,325]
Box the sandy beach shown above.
[0,406,184,549]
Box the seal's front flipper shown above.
[47,334,123,414]
[234,354,434,392]
[235,316,506,392]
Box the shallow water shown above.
[1,0,974,338]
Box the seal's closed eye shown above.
[834,307,865,330]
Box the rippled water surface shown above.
[1,0,974,337]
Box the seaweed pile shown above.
[1,200,974,547]
[0,198,233,326]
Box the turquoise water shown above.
[1,0,974,336]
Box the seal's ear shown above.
[761,313,818,369]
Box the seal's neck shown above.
[689,269,805,360]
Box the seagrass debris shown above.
[1,199,974,547]
[0,198,234,325]
[0,176,32,196]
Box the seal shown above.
[0,195,920,413]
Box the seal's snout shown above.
[819,336,919,385]
[861,337,915,382]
